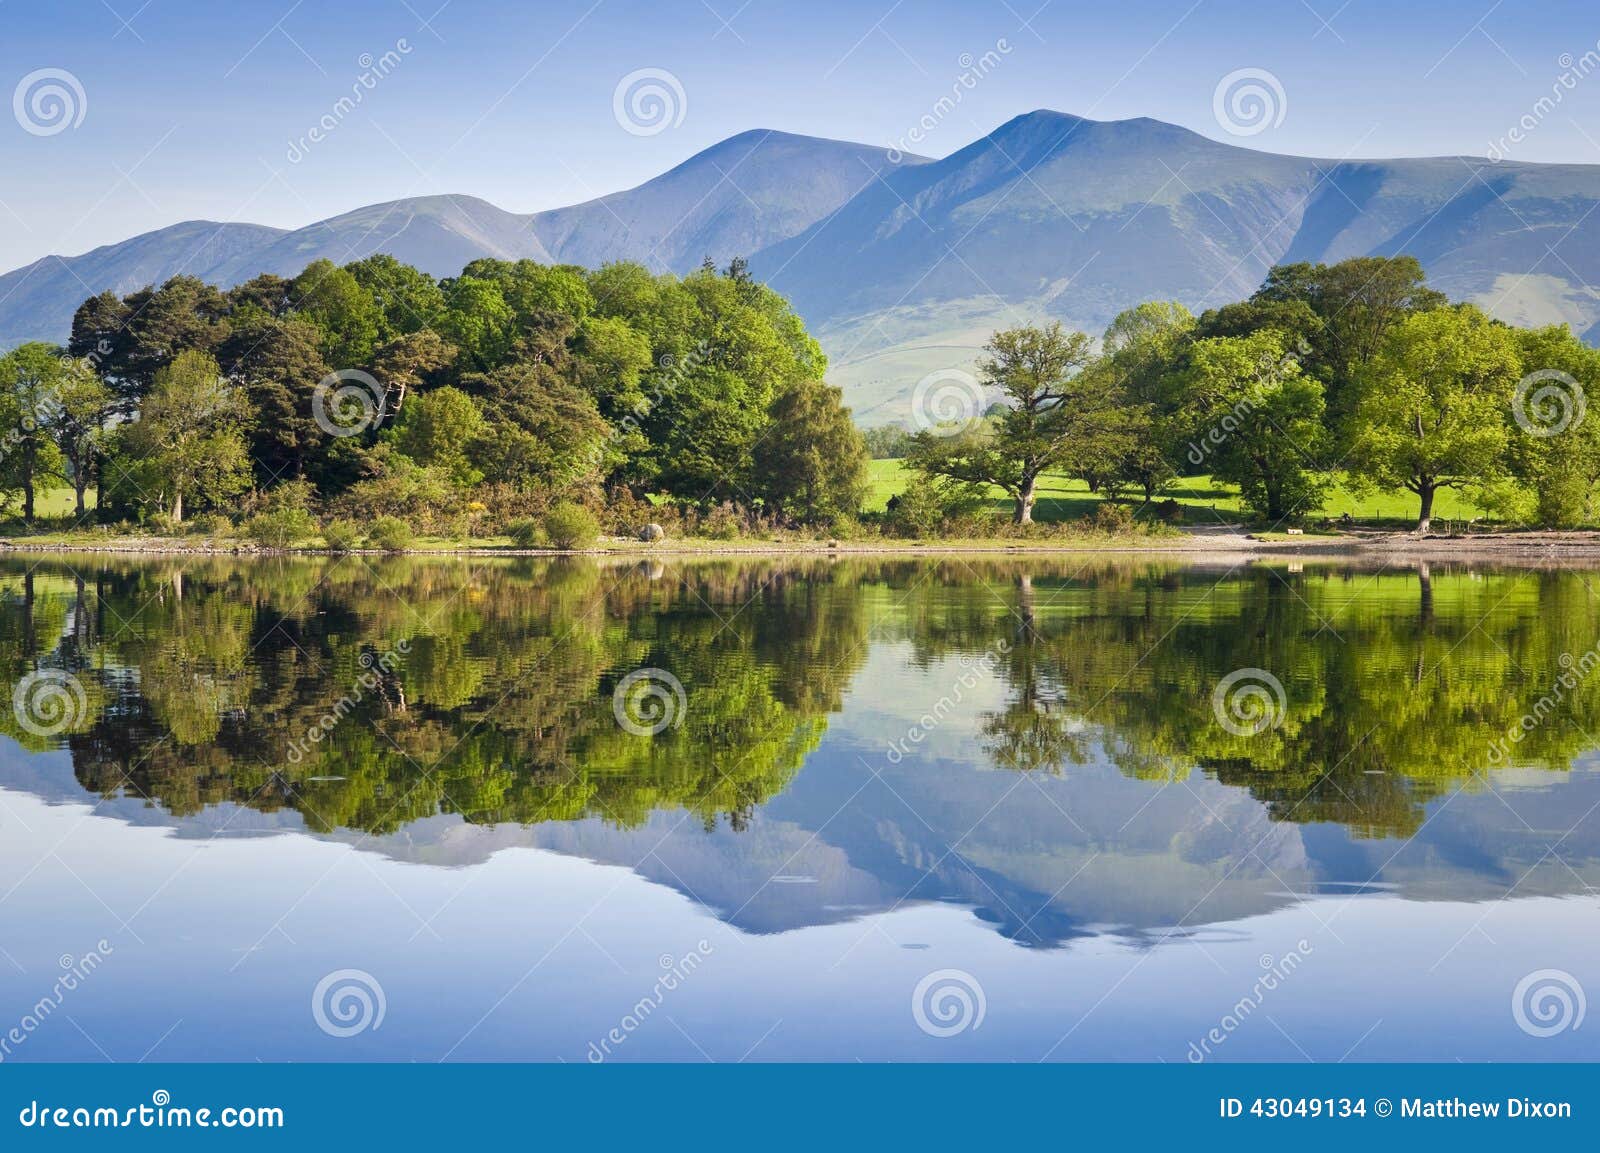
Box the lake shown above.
[0,552,1596,1061]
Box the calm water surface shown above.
[0,554,1596,1060]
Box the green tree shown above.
[46,356,113,518]
[1179,331,1329,521]
[290,260,384,367]
[1348,305,1521,532]
[218,316,330,484]
[388,385,486,487]
[1096,301,1194,501]
[121,350,252,523]
[907,323,1122,523]
[1503,325,1600,526]
[0,343,70,522]
[753,378,869,524]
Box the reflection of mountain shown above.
[4,556,1600,948]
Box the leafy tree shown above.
[753,377,868,524]
[1348,305,1521,532]
[464,364,610,492]
[1178,331,1330,521]
[0,343,69,521]
[389,385,487,487]
[371,329,456,416]
[46,356,113,518]
[345,254,445,336]
[217,316,330,485]
[1503,325,1600,526]
[119,349,252,522]
[907,323,1123,523]
[1096,301,1194,501]
[290,259,384,367]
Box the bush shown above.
[1089,501,1135,533]
[246,506,317,549]
[321,519,364,552]
[543,502,599,549]
[506,518,546,548]
[695,501,743,540]
[368,515,415,552]
[190,513,234,537]
[884,476,987,538]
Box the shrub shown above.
[543,502,599,549]
[695,501,743,540]
[368,515,415,552]
[1089,501,1135,533]
[246,506,317,549]
[884,476,986,538]
[190,513,234,537]
[506,518,546,548]
[321,519,364,552]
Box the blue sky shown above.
[2,0,1600,268]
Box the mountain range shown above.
[4,109,1599,423]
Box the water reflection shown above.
[3,554,1600,948]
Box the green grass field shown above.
[864,458,1486,528]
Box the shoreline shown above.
[8,528,1600,563]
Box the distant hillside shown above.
[0,220,287,346]
[531,128,926,274]
[750,111,1600,422]
[4,110,1600,423]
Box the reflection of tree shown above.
[10,556,1600,844]
[894,562,1600,837]
[8,556,868,836]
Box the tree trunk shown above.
[74,476,87,518]
[1014,474,1037,524]
[1416,484,1435,535]
[23,477,34,523]
[171,489,184,524]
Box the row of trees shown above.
[1,253,870,532]
[907,257,1600,531]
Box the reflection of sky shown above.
[1,783,1596,1061]
[3,631,1599,1061]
